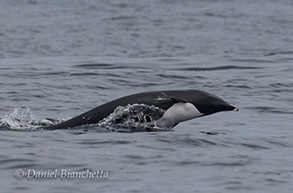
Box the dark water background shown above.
[1,0,293,192]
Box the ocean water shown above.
[1,0,293,192]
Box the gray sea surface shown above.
[1,0,293,192]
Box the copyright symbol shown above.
[15,169,25,178]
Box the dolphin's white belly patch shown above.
[155,102,202,127]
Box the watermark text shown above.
[15,169,109,179]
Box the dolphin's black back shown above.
[43,91,174,130]
[43,90,235,130]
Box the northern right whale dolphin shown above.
[42,90,238,130]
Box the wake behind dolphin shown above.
[42,90,238,130]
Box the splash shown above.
[98,104,173,132]
[0,106,57,131]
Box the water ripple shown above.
[74,63,126,69]
[0,158,37,170]
[174,65,263,71]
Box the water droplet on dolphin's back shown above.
[97,104,172,132]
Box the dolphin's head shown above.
[187,90,238,116]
